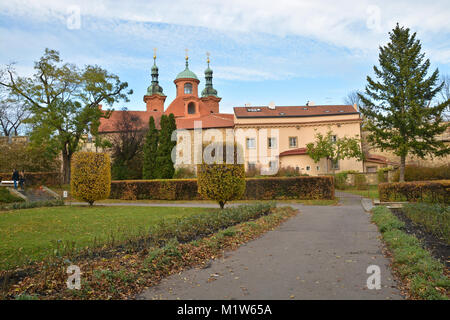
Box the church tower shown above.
[143,49,166,112]
[200,53,221,114]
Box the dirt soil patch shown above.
[390,208,449,268]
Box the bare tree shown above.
[0,90,30,136]
[440,75,450,121]
[344,90,363,109]
[110,108,146,179]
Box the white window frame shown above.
[246,138,256,149]
[289,136,297,148]
[268,137,277,149]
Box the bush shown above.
[0,187,24,204]
[173,167,196,179]
[0,199,64,211]
[197,163,246,209]
[379,180,450,204]
[0,172,62,186]
[354,173,367,190]
[71,152,111,205]
[377,167,390,183]
[110,176,335,201]
[393,164,450,182]
[274,166,301,177]
[402,203,450,244]
[0,140,61,173]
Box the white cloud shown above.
[2,0,450,55]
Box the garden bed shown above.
[1,203,297,300]
[390,208,449,268]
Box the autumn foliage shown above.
[71,152,111,205]
[197,164,246,209]
[379,180,450,204]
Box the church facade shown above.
[97,54,386,175]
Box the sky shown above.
[1,0,450,114]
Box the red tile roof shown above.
[99,110,234,132]
[175,113,234,129]
[99,110,162,133]
[234,105,358,118]
[279,147,308,156]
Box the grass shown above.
[5,204,294,299]
[402,203,449,245]
[338,185,379,199]
[0,187,24,204]
[0,205,214,270]
[371,206,449,300]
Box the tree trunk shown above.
[62,150,72,185]
[399,155,406,182]
[219,201,225,209]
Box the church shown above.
[97,54,391,175]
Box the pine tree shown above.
[359,24,450,182]
[155,113,177,179]
[142,116,158,179]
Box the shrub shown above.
[173,167,196,179]
[197,163,246,209]
[379,180,450,204]
[393,164,450,182]
[71,152,111,205]
[377,167,390,183]
[0,172,62,186]
[354,173,367,190]
[0,187,24,203]
[0,199,64,211]
[274,166,301,177]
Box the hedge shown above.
[379,180,450,204]
[0,172,61,186]
[393,164,450,182]
[110,176,335,200]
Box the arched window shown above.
[188,102,196,114]
[184,83,193,94]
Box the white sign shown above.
[63,191,68,198]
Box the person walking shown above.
[19,170,26,191]
[12,169,19,190]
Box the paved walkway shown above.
[135,192,402,300]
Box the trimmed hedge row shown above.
[0,172,61,186]
[379,180,450,204]
[110,176,335,200]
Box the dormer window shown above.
[184,83,193,94]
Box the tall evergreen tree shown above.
[359,24,450,182]
[155,113,177,179]
[142,115,158,179]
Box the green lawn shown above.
[338,185,379,199]
[0,205,214,270]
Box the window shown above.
[289,137,297,148]
[246,138,256,149]
[268,137,277,149]
[184,83,193,94]
[367,166,377,173]
[306,166,311,171]
[247,162,256,171]
[316,166,320,171]
[187,102,196,114]
[331,135,337,143]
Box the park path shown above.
[135,192,403,300]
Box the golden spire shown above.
[153,47,157,60]
[206,51,210,65]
